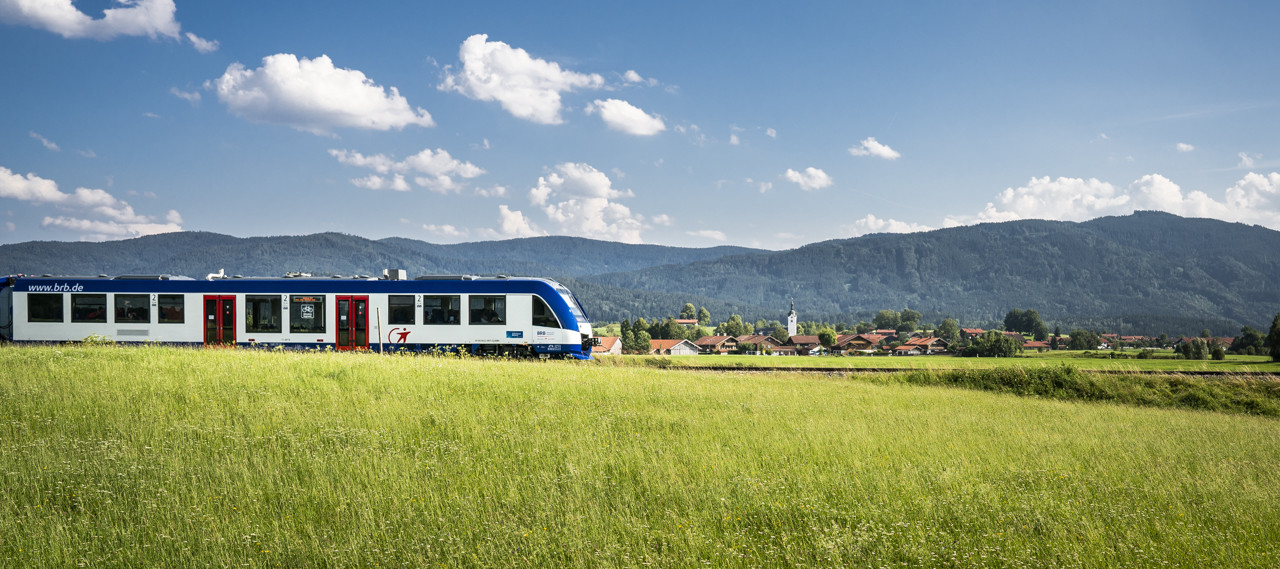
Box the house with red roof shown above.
[593,336,621,355]
[902,336,950,354]
[735,334,784,354]
[788,335,823,355]
[649,339,700,356]
[694,335,738,354]
[998,331,1026,342]
[835,333,887,354]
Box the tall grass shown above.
[605,352,1280,372]
[2,345,1279,567]
[887,365,1280,417]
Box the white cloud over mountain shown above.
[441,34,604,125]
[842,214,935,237]
[0,166,181,239]
[213,54,434,136]
[330,148,484,194]
[687,229,727,241]
[943,172,1280,231]
[521,162,645,243]
[494,204,544,238]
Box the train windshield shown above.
[554,284,589,323]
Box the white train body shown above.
[0,273,595,358]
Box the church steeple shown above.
[786,299,797,337]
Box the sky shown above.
[1,0,1278,249]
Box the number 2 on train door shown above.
[335,295,368,350]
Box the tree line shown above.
[600,302,1280,362]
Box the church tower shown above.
[786,300,797,337]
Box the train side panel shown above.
[4,276,593,358]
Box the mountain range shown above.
[2,211,1276,335]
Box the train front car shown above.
[536,278,594,359]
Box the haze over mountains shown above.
[3,212,1277,335]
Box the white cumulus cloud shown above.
[841,214,935,237]
[946,176,1129,226]
[783,167,833,191]
[528,162,645,243]
[0,0,179,40]
[584,98,665,136]
[687,229,726,241]
[0,166,181,239]
[1176,142,1195,152]
[423,224,468,238]
[329,147,484,193]
[942,172,1280,232]
[440,34,604,125]
[1238,152,1257,168]
[848,137,901,160]
[622,69,659,86]
[213,54,434,136]
[495,205,544,238]
[350,174,410,192]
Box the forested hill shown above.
[0,233,763,280]
[1,212,1277,333]
[581,211,1280,332]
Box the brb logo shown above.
[388,327,411,344]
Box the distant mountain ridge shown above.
[580,211,1280,332]
[1,212,1277,334]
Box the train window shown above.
[423,295,460,325]
[290,295,325,333]
[246,295,282,333]
[469,295,505,325]
[555,284,588,322]
[388,295,415,325]
[28,293,64,323]
[115,294,150,324]
[532,295,560,328]
[71,294,107,323]
[158,295,184,323]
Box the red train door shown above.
[335,295,368,350]
[203,295,236,346]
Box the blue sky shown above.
[2,0,1277,248]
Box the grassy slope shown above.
[2,346,1278,567]
[603,351,1280,372]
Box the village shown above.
[590,304,1244,357]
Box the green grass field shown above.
[3,345,1279,567]
[602,350,1280,373]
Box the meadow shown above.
[602,351,1280,373]
[3,345,1279,567]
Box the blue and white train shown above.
[0,270,596,359]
